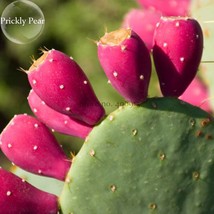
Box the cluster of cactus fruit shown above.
[0,0,214,213]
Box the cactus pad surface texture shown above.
[60,97,214,214]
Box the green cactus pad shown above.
[12,167,64,196]
[60,97,214,214]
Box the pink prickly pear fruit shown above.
[122,8,161,51]
[28,89,92,138]
[0,168,58,214]
[137,0,190,16]
[152,17,203,97]
[26,49,105,126]
[179,76,212,113]
[0,114,71,181]
[97,28,151,104]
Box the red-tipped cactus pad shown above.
[0,114,71,181]
[26,49,105,125]
[153,17,203,97]
[98,28,151,104]
[0,168,58,214]
[28,89,92,138]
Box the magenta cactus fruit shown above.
[137,0,190,16]
[179,76,212,113]
[0,114,71,181]
[28,89,92,138]
[152,17,203,97]
[26,49,105,126]
[122,8,161,51]
[0,168,58,214]
[97,28,151,104]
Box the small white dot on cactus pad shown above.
[140,75,144,80]
[121,45,126,51]
[163,43,168,48]
[8,144,12,148]
[49,59,54,63]
[180,57,185,62]
[34,123,39,128]
[149,203,157,210]
[6,191,12,196]
[59,85,65,89]
[175,22,180,27]
[113,71,118,77]
[89,149,95,157]
[38,169,42,174]
[33,145,38,150]
[110,185,116,192]
[33,108,38,113]
[32,80,37,85]
[83,80,88,85]
[159,153,166,160]
[132,129,138,136]
[66,107,71,112]
[64,120,68,125]
[109,115,114,121]
[85,136,89,143]
[41,101,46,105]
[65,177,71,183]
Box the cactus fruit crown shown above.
[29,50,49,72]
[99,28,131,46]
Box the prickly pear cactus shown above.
[1,0,214,213]
[59,97,214,213]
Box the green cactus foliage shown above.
[12,167,64,196]
[59,97,214,214]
